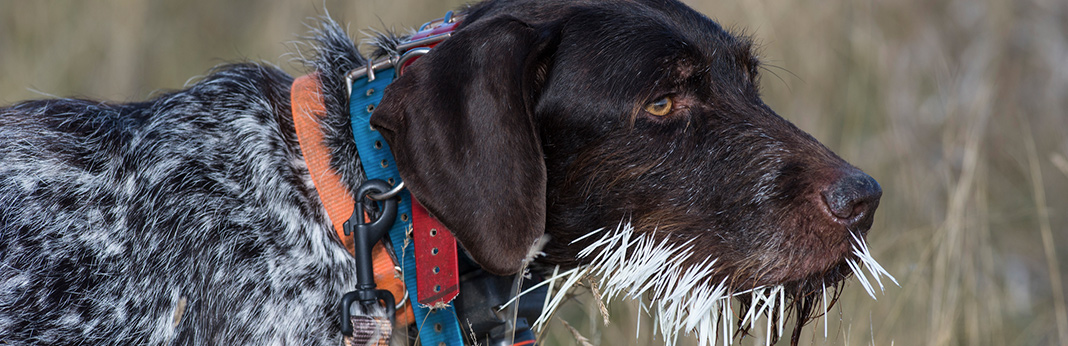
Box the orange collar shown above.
[290,73,413,326]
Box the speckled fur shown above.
[0,19,369,345]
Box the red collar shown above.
[289,12,464,331]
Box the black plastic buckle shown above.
[340,179,399,336]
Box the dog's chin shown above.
[534,223,894,346]
[752,234,867,288]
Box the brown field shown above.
[2,1,1066,345]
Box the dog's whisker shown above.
[540,223,809,346]
[849,231,899,290]
[846,258,876,299]
[533,264,588,331]
[766,299,773,346]
[778,284,785,338]
[741,287,761,326]
[822,279,829,338]
[536,223,900,346]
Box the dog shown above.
[0,0,892,345]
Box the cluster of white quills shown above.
[507,223,897,346]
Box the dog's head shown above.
[373,0,887,341]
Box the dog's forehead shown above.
[567,2,740,52]
[548,1,756,88]
[473,0,750,62]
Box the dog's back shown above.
[0,64,357,344]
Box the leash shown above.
[294,11,544,345]
[292,15,464,344]
[344,12,466,346]
[292,74,410,346]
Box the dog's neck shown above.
[291,14,473,345]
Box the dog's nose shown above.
[821,169,881,228]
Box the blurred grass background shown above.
[2,0,1066,345]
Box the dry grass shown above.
[2,0,1066,345]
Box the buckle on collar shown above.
[344,11,462,99]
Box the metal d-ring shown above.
[395,282,409,310]
[368,181,405,201]
[394,48,431,75]
[395,34,452,53]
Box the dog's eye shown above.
[644,96,673,116]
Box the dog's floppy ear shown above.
[371,16,557,275]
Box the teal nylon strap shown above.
[349,68,465,345]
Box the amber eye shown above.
[644,96,673,116]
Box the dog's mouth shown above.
[529,224,895,346]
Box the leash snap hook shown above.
[340,179,399,336]
[343,179,398,238]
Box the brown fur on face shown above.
[374,0,883,285]
[374,0,884,343]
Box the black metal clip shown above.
[340,179,399,336]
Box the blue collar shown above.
[345,14,465,345]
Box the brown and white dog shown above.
[0,0,892,345]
